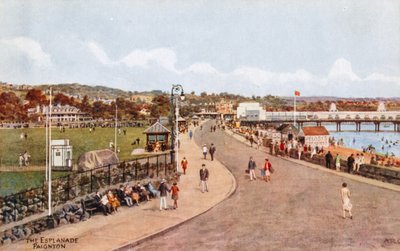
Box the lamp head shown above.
[180,90,185,101]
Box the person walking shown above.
[18,154,24,167]
[158,179,170,210]
[189,130,193,140]
[335,153,341,171]
[199,164,209,193]
[347,154,355,174]
[209,143,216,161]
[248,157,257,181]
[341,183,353,219]
[297,144,303,160]
[325,151,333,169]
[171,182,180,209]
[181,157,188,175]
[264,158,272,182]
[354,153,360,173]
[202,144,208,159]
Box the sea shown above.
[320,123,400,157]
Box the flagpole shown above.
[45,109,48,181]
[294,93,296,127]
[48,87,52,216]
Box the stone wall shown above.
[285,149,400,185]
[0,171,180,246]
[0,153,173,227]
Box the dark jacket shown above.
[209,146,216,154]
[347,156,355,167]
[200,168,209,181]
[248,160,256,170]
[325,152,333,161]
[159,182,170,197]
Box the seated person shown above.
[117,185,133,207]
[95,191,111,216]
[125,185,140,206]
[135,182,151,201]
[145,181,159,198]
[107,190,120,213]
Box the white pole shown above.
[294,94,296,127]
[115,101,117,153]
[45,109,48,181]
[48,87,52,216]
[175,100,179,172]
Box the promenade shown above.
[4,120,400,250]
[4,124,236,251]
[132,121,400,251]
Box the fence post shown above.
[147,157,150,176]
[90,169,93,193]
[135,160,138,180]
[67,175,70,201]
[108,164,111,185]
[122,164,126,183]
[165,154,167,176]
[156,155,159,177]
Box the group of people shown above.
[247,157,273,182]
[202,143,216,161]
[91,179,180,215]
[18,151,30,167]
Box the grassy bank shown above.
[0,126,147,167]
[0,171,70,197]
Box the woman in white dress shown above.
[341,183,353,219]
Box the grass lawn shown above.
[0,126,148,167]
[0,126,150,195]
[0,171,70,197]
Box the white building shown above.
[298,126,330,148]
[236,102,266,120]
[28,104,89,123]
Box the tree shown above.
[79,95,91,113]
[150,95,170,118]
[54,93,73,106]
[25,89,47,107]
[0,92,26,121]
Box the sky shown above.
[0,0,399,97]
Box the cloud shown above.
[120,48,178,73]
[87,41,113,65]
[365,73,400,83]
[327,58,361,81]
[0,37,52,68]
[185,63,220,75]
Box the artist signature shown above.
[383,238,400,246]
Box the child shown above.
[171,182,180,209]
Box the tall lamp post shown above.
[170,84,185,172]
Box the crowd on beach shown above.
[236,126,400,169]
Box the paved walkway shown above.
[132,121,400,251]
[5,124,236,251]
[226,129,400,192]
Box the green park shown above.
[0,126,148,196]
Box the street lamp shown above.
[170,84,185,172]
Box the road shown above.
[132,121,400,251]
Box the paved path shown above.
[4,124,236,251]
[133,120,400,251]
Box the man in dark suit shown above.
[347,154,355,174]
[94,191,109,216]
[209,143,216,161]
[199,164,209,193]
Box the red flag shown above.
[294,90,300,96]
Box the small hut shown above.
[298,126,330,149]
[143,122,170,152]
[276,124,299,141]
